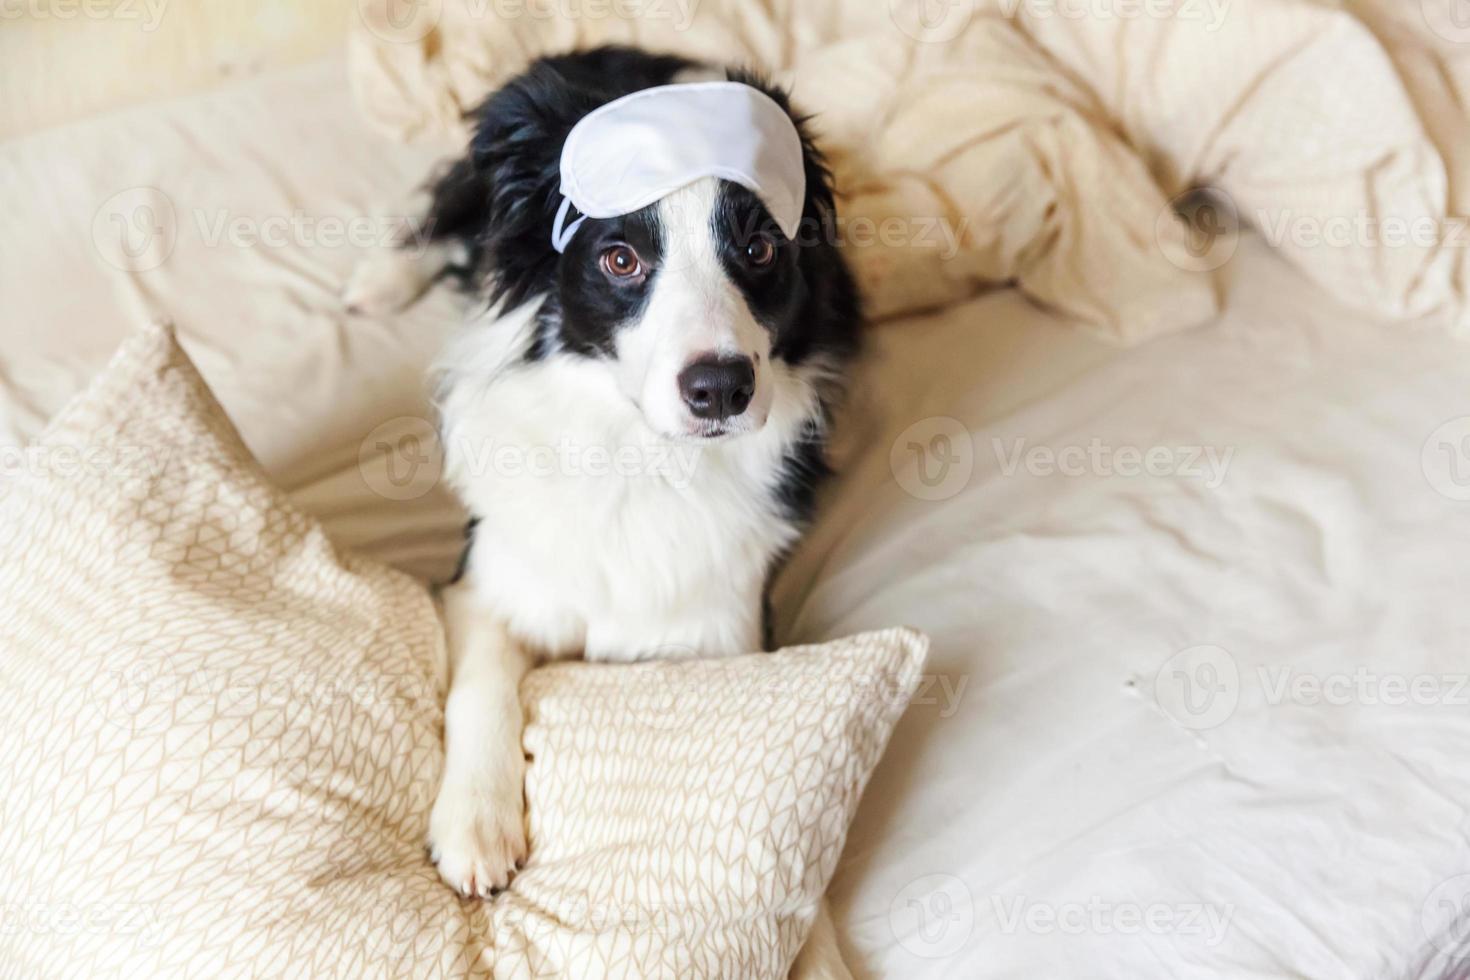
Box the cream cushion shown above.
[0,322,928,978]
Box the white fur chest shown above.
[436,311,817,662]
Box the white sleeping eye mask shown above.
[552,81,807,253]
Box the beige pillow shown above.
[1010,0,1457,325]
[0,322,928,978]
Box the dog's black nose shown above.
[678,356,756,421]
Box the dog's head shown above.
[455,50,859,442]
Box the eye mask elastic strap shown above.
[552,197,589,253]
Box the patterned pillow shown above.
[0,323,928,978]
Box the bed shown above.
[6,12,1470,978]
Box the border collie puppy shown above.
[351,46,861,900]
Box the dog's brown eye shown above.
[600,245,643,281]
[745,235,777,267]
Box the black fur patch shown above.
[551,203,667,358]
[448,517,480,585]
[421,47,696,317]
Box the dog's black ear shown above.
[725,69,860,366]
[462,63,593,310]
[427,47,699,312]
[726,68,840,235]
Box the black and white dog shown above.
[349,46,861,910]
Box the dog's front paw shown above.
[428,775,527,898]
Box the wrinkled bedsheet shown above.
[777,237,1470,977]
[6,56,1470,977]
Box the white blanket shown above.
[779,234,1470,976]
